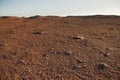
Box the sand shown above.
[0,15,120,80]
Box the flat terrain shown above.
[0,15,120,80]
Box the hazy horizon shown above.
[0,0,120,17]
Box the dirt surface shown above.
[0,15,120,80]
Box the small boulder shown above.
[71,35,86,40]
[63,51,72,56]
[108,28,114,30]
[98,63,110,70]
[103,53,110,57]
[76,59,84,64]
[32,30,46,35]
[32,31,41,35]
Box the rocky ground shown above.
[0,15,120,80]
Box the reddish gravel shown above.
[0,15,120,80]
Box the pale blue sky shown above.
[0,0,120,17]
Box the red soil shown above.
[0,15,120,80]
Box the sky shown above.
[0,0,120,17]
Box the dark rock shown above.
[76,59,84,64]
[98,63,109,70]
[72,65,78,69]
[32,31,41,35]
[108,28,114,30]
[71,35,86,40]
[42,54,46,57]
[63,51,72,56]
[32,31,46,35]
[103,53,110,57]
[1,54,8,59]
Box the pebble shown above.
[72,65,83,69]
[103,53,110,57]
[106,47,119,51]
[63,51,72,56]
[17,60,26,64]
[76,59,84,64]
[108,28,114,30]
[98,63,109,70]
[1,54,8,59]
[32,31,41,35]
[116,64,120,70]
[71,35,86,40]
[32,31,46,35]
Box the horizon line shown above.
[0,14,120,18]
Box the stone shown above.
[98,63,109,70]
[32,31,46,35]
[63,51,72,56]
[103,53,110,57]
[71,35,86,40]
[76,59,84,64]
[32,31,41,35]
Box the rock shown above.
[32,31,41,35]
[98,37,103,40]
[8,30,15,34]
[103,53,110,57]
[21,78,27,80]
[116,64,120,70]
[0,43,4,46]
[76,59,84,64]
[72,65,83,69]
[32,31,46,35]
[106,47,119,51]
[108,28,114,30]
[42,54,46,57]
[98,63,110,70]
[56,75,62,78]
[40,31,46,34]
[90,33,98,36]
[1,54,8,59]
[63,51,72,56]
[71,35,86,40]
[14,74,19,80]
[17,60,25,64]
[72,65,78,69]
[11,50,17,55]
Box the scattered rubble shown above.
[0,16,119,80]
